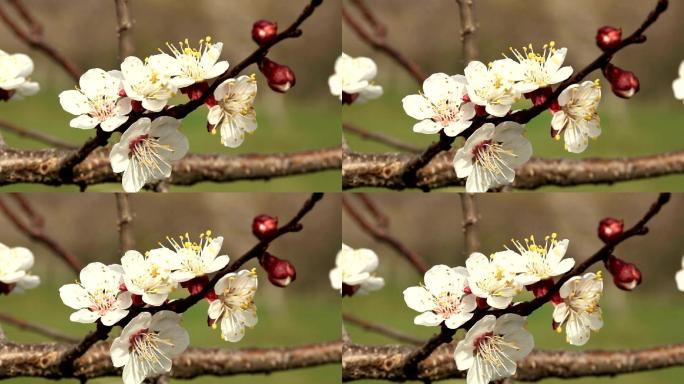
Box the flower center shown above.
[510,234,560,277]
[129,328,174,366]
[88,289,116,315]
[474,332,520,369]
[163,36,216,81]
[433,292,461,317]
[472,140,517,177]
[432,100,461,127]
[89,95,117,121]
[128,134,174,174]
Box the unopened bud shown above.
[130,99,144,112]
[180,81,210,101]
[0,88,15,102]
[0,282,16,295]
[603,64,640,99]
[525,278,555,299]
[180,276,209,295]
[598,217,624,243]
[524,86,554,109]
[596,26,622,51]
[252,20,278,46]
[476,297,489,309]
[259,252,296,287]
[131,294,145,307]
[342,283,359,297]
[463,286,472,294]
[205,289,218,302]
[606,255,642,291]
[342,92,359,105]
[252,214,278,240]
[259,58,296,93]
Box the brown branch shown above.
[0,120,75,149]
[342,195,428,274]
[343,343,684,381]
[114,193,134,253]
[343,314,422,346]
[455,0,478,64]
[459,193,479,257]
[0,340,341,379]
[342,3,426,83]
[349,0,386,37]
[343,123,421,153]
[0,313,78,343]
[113,0,135,60]
[355,193,389,228]
[343,151,684,190]
[0,146,341,187]
[401,193,670,377]
[0,195,81,273]
[0,1,80,81]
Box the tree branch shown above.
[114,193,134,253]
[113,0,134,60]
[343,123,421,153]
[0,119,75,149]
[0,313,78,344]
[455,0,478,64]
[343,314,422,346]
[459,193,479,257]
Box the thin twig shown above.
[343,123,421,153]
[0,313,78,343]
[455,0,478,64]
[355,193,389,228]
[114,193,134,253]
[0,120,75,149]
[459,193,479,257]
[113,0,135,60]
[343,313,422,345]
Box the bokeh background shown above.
[0,193,341,383]
[0,0,341,192]
[343,0,684,191]
[343,193,684,383]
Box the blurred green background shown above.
[343,0,684,191]
[343,193,684,383]
[0,0,342,192]
[0,193,341,383]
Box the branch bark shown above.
[114,193,134,253]
[459,193,479,257]
[455,0,478,64]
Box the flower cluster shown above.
[403,234,605,384]
[330,243,384,296]
[59,231,258,384]
[0,49,39,102]
[329,53,383,105]
[57,37,260,192]
[0,243,40,295]
[402,43,604,192]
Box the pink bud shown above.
[598,217,624,243]
[476,297,489,309]
[252,214,278,240]
[606,255,642,291]
[118,283,128,292]
[0,282,16,295]
[252,20,278,46]
[525,278,555,299]
[180,81,210,101]
[596,26,622,51]
[118,89,128,98]
[259,252,296,288]
[131,294,145,307]
[603,64,640,99]
[259,58,296,93]
[130,99,144,112]
[463,286,472,294]
[180,276,210,295]
[342,283,359,297]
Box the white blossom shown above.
[0,243,39,293]
[552,272,603,346]
[464,60,521,117]
[165,231,229,283]
[505,233,574,286]
[0,49,39,100]
[454,314,534,384]
[507,42,573,94]
[329,53,383,104]
[120,55,178,112]
[330,244,384,295]
[208,269,258,342]
[551,80,601,153]
[109,116,189,193]
[403,265,476,329]
[110,311,189,384]
[59,262,131,326]
[59,68,131,131]
[158,37,229,88]
[402,73,476,136]
[121,248,177,306]
[673,60,684,103]
[207,75,258,148]
[676,255,684,291]
[465,252,522,309]
[453,122,532,193]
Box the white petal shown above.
[414,311,443,327]
[403,286,435,312]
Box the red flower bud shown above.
[474,105,487,116]
[525,278,555,299]
[476,297,489,309]
[130,99,144,113]
[180,276,210,295]
[551,291,563,305]
[252,214,278,240]
[118,89,128,98]
[342,92,359,105]
[259,58,296,93]
[606,255,642,291]
[252,20,278,46]
[205,289,218,302]
[598,217,624,243]
[342,283,360,297]
[596,26,622,51]
[524,87,554,109]
[463,286,472,294]
[131,294,145,307]
[0,88,15,102]
[0,282,16,295]
[603,64,640,99]
[180,81,210,102]
[259,252,296,288]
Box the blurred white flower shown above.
[208,269,258,342]
[110,311,189,384]
[673,61,684,102]
[403,265,476,329]
[330,244,384,296]
[165,231,229,283]
[121,248,177,306]
[158,37,229,88]
[453,122,532,193]
[454,314,534,384]
[507,42,573,94]
[676,255,684,291]
[329,53,383,104]
[120,55,178,112]
[465,251,522,309]
[464,59,521,117]
[551,80,601,153]
[505,233,574,286]
[402,73,476,137]
[109,116,189,193]
[552,272,603,346]
[207,75,258,148]
[0,49,39,101]
[59,68,131,131]
[59,262,131,326]
[0,243,39,294]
